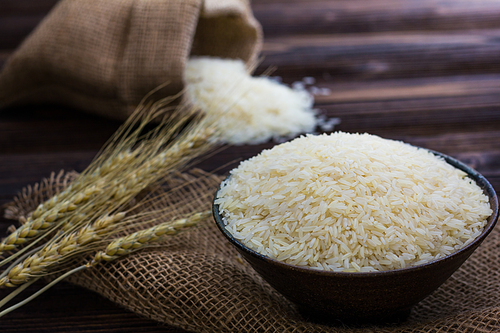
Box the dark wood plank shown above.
[258,29,500,81]
[0,106,121,204]
[309,74,500,136]
[0,0,58,14]
[0,16,47,49]
[253,0,500,36]
[0,106,121,154]
[0,50,11,69]
[313,74,500,104]
[0,151,96,197]
[0,0,57,49]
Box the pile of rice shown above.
[184,57,318,145]
[215,132,493,272]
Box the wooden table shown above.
[1,0,500,331]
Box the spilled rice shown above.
[184,57,319,145]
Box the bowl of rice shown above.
[212,132,499,324]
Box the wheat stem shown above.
[0,280,35,311]
[0,267,86,318]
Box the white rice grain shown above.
[184,57,320,145]
[216,132,493,272]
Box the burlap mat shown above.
[0,0,262,120]
[4,169,500,332]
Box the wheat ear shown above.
[0,213,126,287]
[0,184,102,254]
[0,211,210,317]
[91,211,210,265]
[0,99,217,258]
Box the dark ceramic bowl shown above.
[212,151,499,324]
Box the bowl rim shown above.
[212,149,500,277]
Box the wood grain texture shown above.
[253,0,500,36]
[0,0,57,49]
[0,0,58,13]
[1,0,500,331]
[258,29,500,80]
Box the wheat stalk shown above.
[0,149,142,257]
[0,211,210,317]
[0,212,127,287]
[0,183,102,254]
[0,87,225,318]
[0,95,218,263]
[0,175,214,288]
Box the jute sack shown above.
[0,0,262,120]
[5,169,500,333]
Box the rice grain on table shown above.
[215,132,493,272]
[184,57,318,145]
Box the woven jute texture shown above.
[4,169,500,332]
[0,0,262,120]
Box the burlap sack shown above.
[0,0,262,120]
[4,169,500,332]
